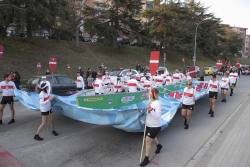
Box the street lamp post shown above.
[193,19,206,66]
[164,53,166,67]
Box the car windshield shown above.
[109,70,121,76]
[204,67,209,70]
[27,77,39,85]
[158,67,166,71]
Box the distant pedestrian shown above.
[13,71,21,90]
[0,74,16,124]
[75,72,85,92]
[229,67,238,96]
[77,66,84,77]
[45,69,51,75]
[87,75,94,89]
[92,70,97,80]
[136,63,141,72]
[198,67,205,81]
[9,71,15,81]
[220,72,230,103]
[86,68,92,78]
[34,83,58,141]
[140,89,162,167]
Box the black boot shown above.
[224,99,226,103]
[140,156,149,166]
[34,134,43,141]
[184,124,189,129]
[230,89,233,96]
[52,130,58,136]
[8,119,15,124]
[184,119,187,125]
[155,144,162,154]
[221,99,224,102]
[208,109,212,114]
[211,112,214,117]
[0,120,2,124]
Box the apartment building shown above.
[220,24,248,55]
[246,35,250,55]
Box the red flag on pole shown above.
[49,57,57,72]
[227,60,231,69]
[235,60,240,68]
[0,45,4,59]
[149,51,160,76]
[188,66,195,78]
[182,58,185,63]
[216,60,222,71]
[67,64,71,71]
[36,62,41,72]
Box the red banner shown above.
[67,64,71,71]
[216,60,222,70]
[0,45,4,59]
[227,60,231,69]
[235,60,240,68]
[188,66,195,78]
[49,57,57,72]
[149,51,160,76]
[36,62,41,72]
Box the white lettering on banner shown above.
[49,62,57,64]
[37,65,41,67]
[217,63,222,65]
[150,60,159,63]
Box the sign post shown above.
[216,60,222,71]
[67,64,72,77]
[35,62,41,91]
[49,57,57,93]
[149,51,160,76]
[235,60,240,69]
[163,53,166,67]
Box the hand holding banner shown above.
[0,45,4,59]
[49,57,57,72]
[36,62,41,72]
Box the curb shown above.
[185,95,250,167]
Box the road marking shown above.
[0,146,25,167]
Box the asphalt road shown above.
[0,75,249,167]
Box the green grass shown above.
[0,37,249,84]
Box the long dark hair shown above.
[14,71,21,79]
[40,83,48,93]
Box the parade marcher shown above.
[143,76,151,90]
[87,75,94,89]
[140,89,162,167]
[125,69,132,81]
[45,69,51,75]
[102,72,112,85]
[220,72,230,102]
[77,66,84,77]
[76,71,85,92]
[172,69,182,83]
[229,67,238,96]
[127,76,145,92]
[94,74,105,95]
[34,83,58,141]
[0,74,16,124]
[185,72,192,81]
[164,74,172,85]
[38,76,51,94]
[113,77,124,93]
[181,81,195,129]
[207,75,219,117]
[13,71,21,90]
[153,71,164,88]
[197,67,205,81]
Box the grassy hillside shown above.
[0,37,249,84]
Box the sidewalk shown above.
[187,95,250,167]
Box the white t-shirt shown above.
[39,91,51,112]
[181,87,195,105]
[153,75,164,87]
[0,81,16,96]
[229,72,238,84]
[94,79,104,94]
[209,80,219,92]
[76,76,84,89]
[220,77,230,89]
[127,79,145,92]
[113,80,124,93]
[172,73,181,82]
[146,100,162,127]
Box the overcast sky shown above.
[200,0,250,34]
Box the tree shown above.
[83,0,145,49]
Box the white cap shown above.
[42,76,46,79]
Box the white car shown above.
[140,67,169,76]
[109,69,140,82]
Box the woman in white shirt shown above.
[220,72,230,103]
[207,75,219,117]
[181,81,195,129]
[34,83,58,141]
[140,89,162,167]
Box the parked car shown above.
[211,66,218,74]
[204,67,214,75]
[117,38,130,45]
[26,74,77,96]
[109,69,140,82]
[140,67,169,77]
